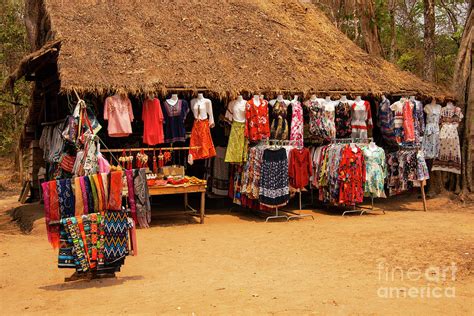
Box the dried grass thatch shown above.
[36,0,452,98]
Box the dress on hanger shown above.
[305,100,328,142]
[161,99,189,143]
[259,148,289,207]
[289,101,304,147]
[422,104,442,159]
[432,105,463,174]
[270,100,289,140]
[245,98,270,141]
[335,101,352,138]
[338,145,365,205]
[104,94,134,137]
[412,100,425,145]
[377,98,395,140]
[323,104,336,140]
[142,98,164,145]
[361,145,386,198]
[288,147,312,189]
[390,100,404,143]
[402,101,415,142]
[189,98,216,160]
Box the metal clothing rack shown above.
[100,146,201,153]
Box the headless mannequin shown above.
[227,95,247,123]
[340,95,348,102]
[354,96,365,110]
[369,141,377,151]
[167,94,179,106]
[270,94,290,106]
[291,95,299,103]
[381,95,387,102]
[190,93,214,128]
[323,96,335,111]
[237,95,244,102]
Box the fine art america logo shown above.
[376,259,457,299]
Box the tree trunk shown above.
[423,0,436,82]
[452,8,473,195]
[357,0,384,57]
[388,0,397,62]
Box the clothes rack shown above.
[100,146,201,153]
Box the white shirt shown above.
[226,99,247,123]
[190,97,214,126]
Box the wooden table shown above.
[148,183,207,223]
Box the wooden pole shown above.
[421,180,427,212]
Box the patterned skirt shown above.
[225,121,248,163]
[259,148,289,208]
[189,119,216,160]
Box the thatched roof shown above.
[16,0,453,98]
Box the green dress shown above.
[362,145,387,198]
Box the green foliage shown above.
[0,0,29,156]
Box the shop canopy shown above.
[4,0,451,99]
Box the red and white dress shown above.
[350,100,372,139]
[290,101,304,147]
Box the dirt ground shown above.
[0,190,473,315]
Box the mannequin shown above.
[340,95,348,102]
[189,93,216,162]
[269,95,290,139]
[446,101,454,108]
[259,94,265,100]
[325,96,331,102]
[350,142,358,153]
[334,95,353,138]
[292,95,299,103]
[310,94,318,102]
[369,141,377,151]
[354,96,364,110]
[253,94,261,106]
[351,96,372,139]
[167,94,179,106]
[225,96,248,163]
[381,95,387,102]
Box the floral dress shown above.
[377,98,394,140]
[361,145,387,198]
[290,101,304,147]
[412,100,425,145]
[422,104,442,159]
[305,100,328,142]
[338,145,365,205]
[245,98,270,142]
[432,105,463,174]
[335,102,352,138]
[323,105,336,140]
[270,100,289,140]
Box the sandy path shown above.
[0,194,473,315]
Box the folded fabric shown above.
[101,173,109,203]
[92,174,104,212]
[74,177,84,216]
[108,171,123,211]
[89,175,99,212]
[57,179,74,218]
[84,176,95,213]
[79,176,89,214]
[97,173,107,211]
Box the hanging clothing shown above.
[161,99,189,143]
[390,100,404,143]
[351,101,373,139]
[338,145,365,205]
[245,98,270,142]
[361,145,387,198]
[322,101,336,140]
[212,147,230,196]
[270,100,289,140]
[189,119,216,160]
[402,101,415,142]
[290,101,304,147]
[288,148,312,189]
[225,121,248,163]
[432,105,463,174]
[377,98,395,140]
[134,168,151,228]
[225,100,247,163]
[412,99,425,145]
[335,101,352,138]
[104,94,134,137]
[142,98,164,145]
[305,100,328,142]
[259,148,290,207]
[423,104,442,159]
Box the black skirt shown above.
[259,148,289,207]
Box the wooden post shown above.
[421,180,427,212]
[200,192,205,224]
[184,192,188,210]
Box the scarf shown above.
[88,175,99,212]
[101,173,109,203]
[74,177,84,216]
[125,169,137,224]
[97,174,107,212]
[92,174,104,212]
[84,176,95,213]
[48,180,61,250]
[134,168,151,228]
[79,176,89,214]
[57,179,74,218]
[108,171,123,211]
[42,181,60,248]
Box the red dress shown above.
[338,145,365,205]
[142,98,164,145]
[289,148,312,189]
[402,101,415,142]
[245,98,270,141]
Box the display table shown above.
[148,183,207,224]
